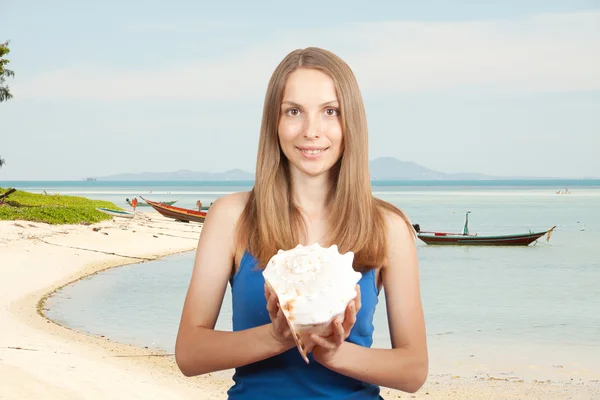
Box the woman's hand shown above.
[264,283,315,353]
[311,284,362,365]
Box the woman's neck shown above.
[289,170,333,221]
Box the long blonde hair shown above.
[237,47,411,271]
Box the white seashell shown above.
[263,243,362,363]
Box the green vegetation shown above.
[0,188,122,225]
[0,40,15,102]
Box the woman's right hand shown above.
[264,283,315,353]
[264,283,295,347]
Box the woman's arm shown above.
[314,212,428,393]
[174,193,295,377]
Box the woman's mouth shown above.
[297,147,329,158]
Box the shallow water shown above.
[41,182,600,380]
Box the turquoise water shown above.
[4,179,599,212]
[28,181,600,380]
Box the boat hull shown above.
[417,228,555,246]
[141,197,206,223]
[96,207,135,219]
[126,199,178,207]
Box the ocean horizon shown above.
[4,178,600,187]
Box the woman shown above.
[175,47,428,398]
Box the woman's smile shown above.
[296,146,330,159]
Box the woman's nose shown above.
[304,114,321,139]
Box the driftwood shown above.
[0,188,16,205]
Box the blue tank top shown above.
[228,251,383,399]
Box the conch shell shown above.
[263,243,362,363]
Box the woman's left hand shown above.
[311,284,362,365]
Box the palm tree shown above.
[1,41,15,102]
[0,156,5,169]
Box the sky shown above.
[1,0,599,180]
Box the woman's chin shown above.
[290,161,335,178]
[299,168,329,178]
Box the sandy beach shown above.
[1,215,598,399]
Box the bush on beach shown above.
[0,187,120,225]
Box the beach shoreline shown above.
[0,215,234,399]
[1,216,598,399]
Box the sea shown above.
[5,179,600,382]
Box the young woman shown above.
[175,47,428,399]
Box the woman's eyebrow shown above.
[281,100,339,107]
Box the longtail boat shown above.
[141,197,206,223]
[126,198,178,207]
[195,200,211,212]
[413,212,556,246]
[96,207,135,219]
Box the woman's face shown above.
[278,68,343,179]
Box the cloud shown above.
[17,11,600,100]
[349,12,600,93]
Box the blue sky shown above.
[1,0,599,180]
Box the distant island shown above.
[368,158,496,180]
[91,157,577,181]
[94,168,255,182]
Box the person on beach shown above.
[131,197,138,211]
[175,47,428,398]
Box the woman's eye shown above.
[286,108,300,116]
[325,108,339,116]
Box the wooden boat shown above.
[195,200,211,212]
[141,197,206,223]
[126,198,178,207]
[413,212,556,246]
[96,207,135,219]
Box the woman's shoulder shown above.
[207,191,250,222]
[374,198,416,244]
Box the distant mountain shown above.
[96,168,254,181]
[93,157,554,181]
[368,157,495,180]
